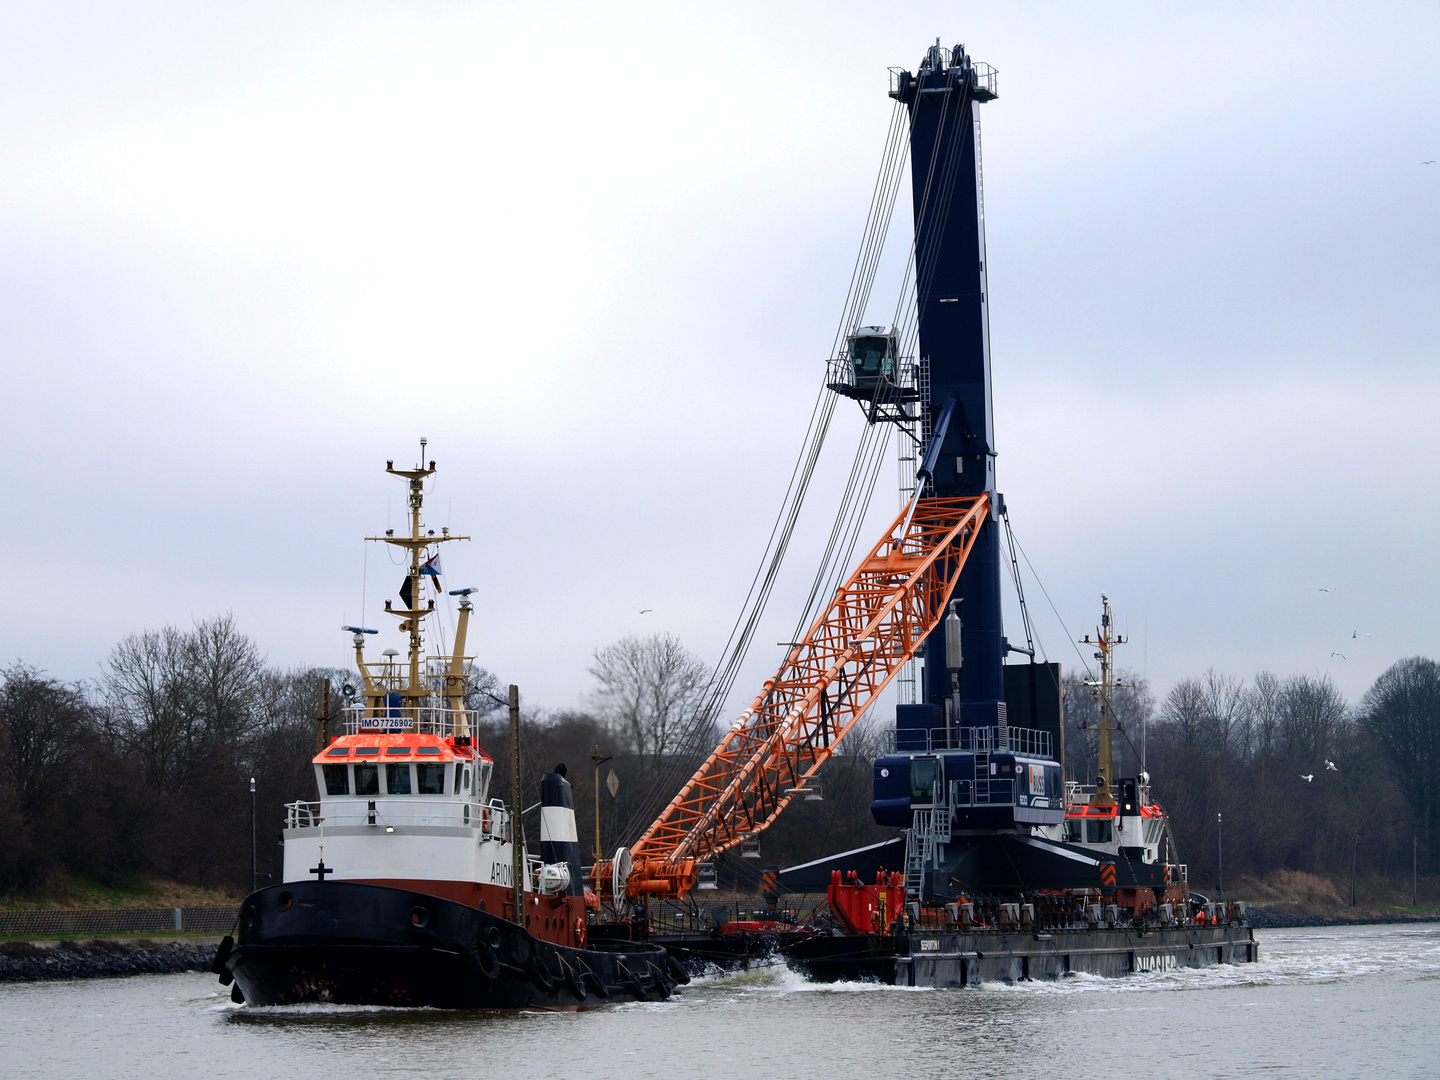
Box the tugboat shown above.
[211,448,684,1008]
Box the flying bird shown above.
[1352,630,1370,638]
[1318,587,1336,593]
[1330,651,1346,659]
[638,608,653,614]
[1325,759,1338,771]
[1425,160,1436,165]
[1301,774,1314,782]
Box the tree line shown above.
[1065,659,1440,887]
[3,615,1436,900]
[0,623,888,898]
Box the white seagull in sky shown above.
[1300,774,1314,782]
[1325,759,1338,771]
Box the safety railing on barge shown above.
[884,724,1053,757]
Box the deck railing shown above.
[886,725,1052,757]
[285,796,510,841]
[340,704,484,738]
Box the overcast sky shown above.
[1,2,1437,718]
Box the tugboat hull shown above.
[218,881,681,1009]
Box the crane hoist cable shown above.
[620,102,913,841]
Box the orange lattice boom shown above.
[615,494,990,899]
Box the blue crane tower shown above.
[891,43,1007,728]
[829,41,1048,759]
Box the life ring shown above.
[479,805,490,833]
[528,954,554,992]
[575,917,586,945]
[1192,910,1205,926]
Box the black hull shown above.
[217,881,682,1010]
[785,925,1258,985]
[656,923,1257,986]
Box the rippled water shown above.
[3,924,1438,1079]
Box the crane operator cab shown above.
[848,326,897,391]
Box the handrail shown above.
[340,703,487,738]
[886,724,1053,757]
[284,796,510,841]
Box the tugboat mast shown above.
[1081,595,1126,809]
[353,438,470,730]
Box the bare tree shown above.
[0,665,92,817]
[588,633,708,772]
[1360,656,1440,868]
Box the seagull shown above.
[1318,587,1336,593]
[1325,759,1338,771]
[1330,651,1346,659]
[1301,774,1314,782]
[1425,160,1436,165]
[638,608,653,614]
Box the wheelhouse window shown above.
[475,762,492,801]
[454,765,464,795]
[1086,819,1113,844]
[1062,818,1082,842]
[355,762,380,796]
[417,763,446,794]
[322,764,349,795]
[386,763,412,794]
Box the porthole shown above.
[278,891,293,911]
[410,906,430,928]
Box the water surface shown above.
[3,923,1436,1078]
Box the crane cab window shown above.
[910,757,939,801]
[386,763,412,795]
[849,327,895,389]
[416,764,446,794]
[1086,819,1113,844]
[354,763,379,796]
[322,764,349,796]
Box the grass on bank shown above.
[0,871,241,913]
[1229,868,1440,920]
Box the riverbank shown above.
[1245,907,1440,928]
[0,939,218,982]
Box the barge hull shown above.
[788,925,1257,985]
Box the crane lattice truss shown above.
[622,494,990,899]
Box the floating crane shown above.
[597,41,1009,903]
